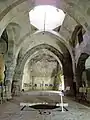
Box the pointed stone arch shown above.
[13,43,73,94]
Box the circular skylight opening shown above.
[29,5,65,30]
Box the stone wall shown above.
[22,57,62,91]
[0,54,5,82]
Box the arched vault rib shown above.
[15,30,74,79]
[13,43,73,90]
[16,30,73,62]
[17,44,64,70]
[0,0,88,32]
[0,0,89,43]
[24,49,62,69]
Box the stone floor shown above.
[0,91,90,120]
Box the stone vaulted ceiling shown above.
[1,0,90,89]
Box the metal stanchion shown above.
[61,94,64,112]
[59,91,64,112]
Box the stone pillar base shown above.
[5,81,12,100]
[64,77,74,96]
[12,84,21,96]
[5,86,12,100]
[7,92,12,100]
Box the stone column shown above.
[63,56,74,96]
[64,76,74,96]
[5,40,16,99]
[13,69,23,96]
[71,47,78,96]
[5,67,15,99]
[5,23,20,99]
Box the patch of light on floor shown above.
[29,5,65,30]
